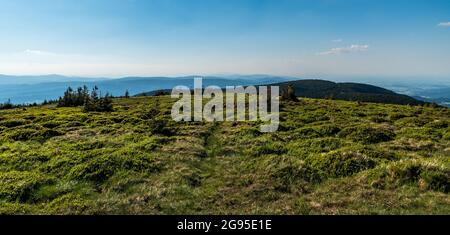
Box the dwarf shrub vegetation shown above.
[0,96,448,214]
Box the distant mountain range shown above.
[0,74,446,106]
[0,75,292,104]
[0,74,105,85]
[384,84,450,107]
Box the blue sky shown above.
[0,0,449,79]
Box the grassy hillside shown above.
[0,96,448,214]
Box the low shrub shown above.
[389,139,436,152]
[395,117,431,127]
[67,155,121,182]
[44,193,93,215]
[248,142,288,157]
[292,127,321,138]
[41,121,64,129]
[0,171,54,202]
[239,127,262,137]
[338,125,395,144]
[424,120,449,129]
[31,180,95,203]
[148,118,175,136]
[4,128,63,142]
[4,129,36,141]
[444,132,450,141]
[420,170,449,193]
[39,129,63,140]
[307,149,377,178]
[298,110,330,124]
[369,115,389,123]
[67,152,162,182]
[0,150,49,171]
[0,119,27,128]
[397,127,442,141]
[313,124,341,136]
[368,160,449,193]
[288,137,344,155]
[388,113,408,121]
[271,159,322,185]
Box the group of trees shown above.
[57,86,90,107]
[281,84,299,102]
[57,86,114,112]
[0,99,14,110]
[1,86,120,112]
[0,99,44,110]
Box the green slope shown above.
[0,96,448,214]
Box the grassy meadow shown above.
[0,96,449,214]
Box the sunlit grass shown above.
[0,96,448,214]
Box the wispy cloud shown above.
[318,44,369,55]
[332,39,343,43]
[23,49,58,56]
[438,22,450,27]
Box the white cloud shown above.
[438,22,450,27]
[332,39,343,43]
[318,44,369,55]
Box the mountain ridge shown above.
[0,75,293,104]
[0,75,426,106]
[137,79,426,106]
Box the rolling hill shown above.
[0,74,427,106]
[137,79,426,106]
[272,80,425,105]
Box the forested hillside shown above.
[273,80,425,105]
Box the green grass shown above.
[0,96,448,214]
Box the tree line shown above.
[0,99,42,110]
[0,86,128,111]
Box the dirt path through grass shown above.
[186,122,247,213]
[204,122,222,158]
